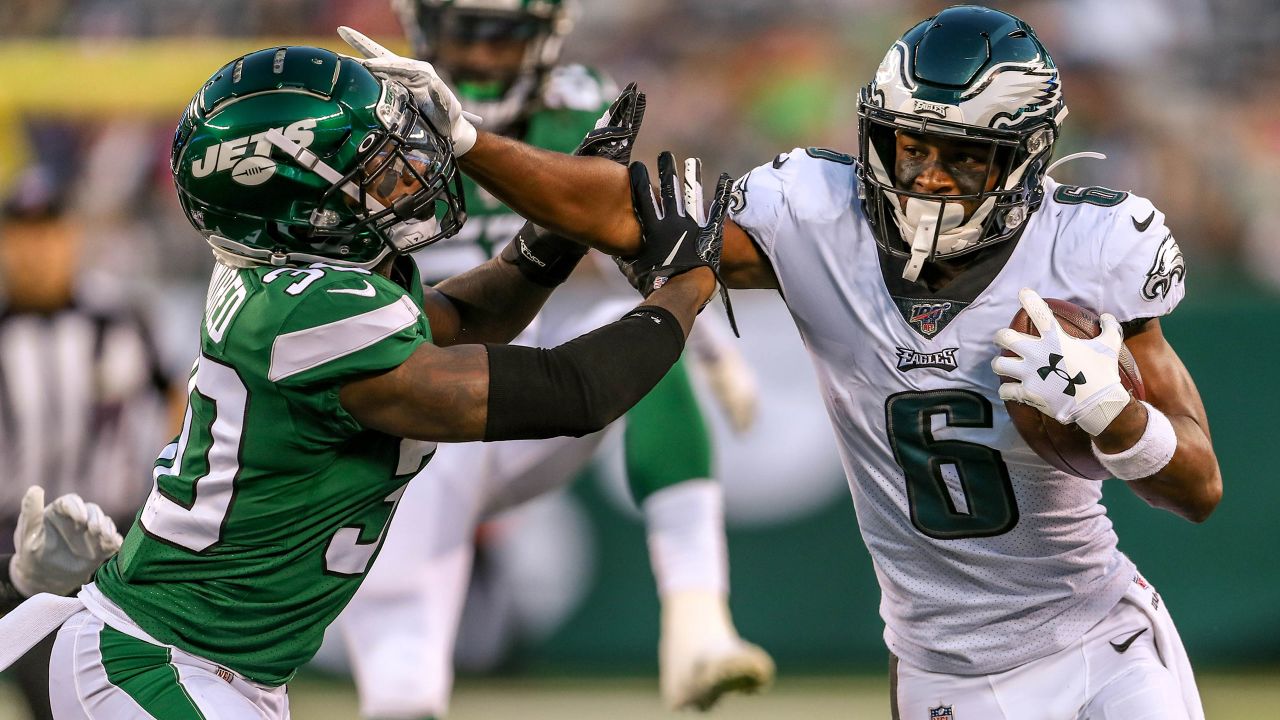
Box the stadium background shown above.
[2,0,1278,716]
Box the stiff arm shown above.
[460,132,779,289]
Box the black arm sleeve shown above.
[484,306,685,440]
[0,553,23,605]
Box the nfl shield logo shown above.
[910,302,952,336]
[929,706,955,719]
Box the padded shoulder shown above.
[540,64,616,113]
[1042,179,1186,322]
[229,263,428,386]
[728,148,858,257]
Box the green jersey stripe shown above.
[268,295,421,381]
[99,623,207,720]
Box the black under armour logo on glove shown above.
[1037,353,1086,396]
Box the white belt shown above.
[0,592,85,671]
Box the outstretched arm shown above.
[460,132,643,256]
[340,269,715,442]
[337,27,778,288]
[420,253,552,347]
[463,136,781,292]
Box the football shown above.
[1000,298,1145,480]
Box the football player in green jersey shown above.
[9,46,724,720]
[336,4,773,717]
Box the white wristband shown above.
[1091,401,1177,481]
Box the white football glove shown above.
[337,26,482,156]
[990,288,1133,436]
[9,486,122,597]
[688,319,758,434]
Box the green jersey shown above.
[417,64,613,281]
[94,259,434,686]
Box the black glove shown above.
[618,151,738,333]
[502,82,647,287]
[574,81,647,164]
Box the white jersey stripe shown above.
[269,295,420,382]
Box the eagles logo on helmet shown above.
[857,6,1067,282]
[172,46,467,269]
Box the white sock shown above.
[643,480,728,597]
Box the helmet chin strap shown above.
[386,216,441,253]
[899,199,967,282]
[875,138,1046,282]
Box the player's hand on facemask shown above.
[990,288,1133,436]
[619,153,737,331]
[575,82,646,164]
[337,26,481,156]
[9,486,122,597]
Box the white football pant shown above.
[892,577,1202,720]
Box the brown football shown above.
[1001,298,1144,480]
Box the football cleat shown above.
[659,589,775,711]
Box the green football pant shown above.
[49,610,289,720]
[624,356,714,505]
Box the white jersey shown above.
[730,148,1186,675]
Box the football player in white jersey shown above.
[353,4,1224,718]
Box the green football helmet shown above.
[393,0,575,131]
[172,46,466,268]
[857,5,1066,281]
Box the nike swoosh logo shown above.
[327,280,376,297]
[662,231,688,267]
[772,153,790,170]
[1109,628,1148,653]
[1132,211,1155,232]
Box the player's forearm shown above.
[633,268,716,339]
[430,256,553,346]
[461,132,642,255]
[343,272,712,443]
[1114,409,1222,523]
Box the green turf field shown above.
[5,671,1277,718]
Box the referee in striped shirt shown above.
[0,169,175,720]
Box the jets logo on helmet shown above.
[172,46,466,269]
[190,119,317,186]
[857,6,1067,282]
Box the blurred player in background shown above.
[0,166,173,720]
[337,2,771,717]
[3,45,729,719]
[345,4,1224,718]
